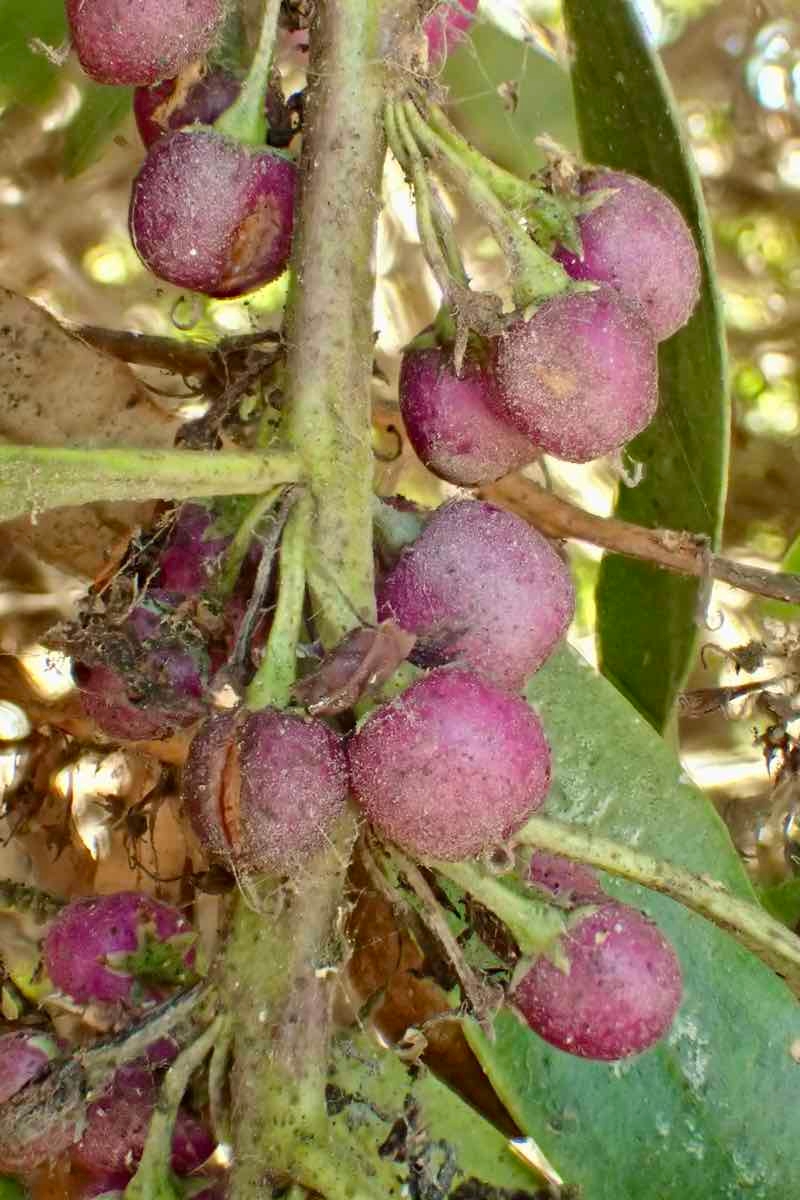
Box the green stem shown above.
[0,445,302,522]
[402,100,569,308]
[125,1016,223,1200]
[515,815,800,990]
[246,490,311,709]
[218,487,284,595]
[427,859,566,957]
[214,0,282,146]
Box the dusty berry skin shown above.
[348,667,551,861]
[492,286,659,463]
[377,499,574,692]
[512,902,683,1060]
[526,851,605,909]
[424,0,479,65]
[156,503,229,595]
[129,130,297,298]
[67,0,224,87]
[182,708,350,874]
[0,1031,60,1104]
[0,1058,85,1176]
[555,170,701,342]
[134,68,241,147]
[399,345,535,486]
[44,892,195,1008]
[72,1064,214,1175]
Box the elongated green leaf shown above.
[63,83,133,176]
[563,0,730,731]
[464,646,800,1200]
[329,1030,545,1196]
[0,0,67,107]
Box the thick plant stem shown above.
[282,0,411,645]
[0,445,302,522]
[515,815,800,991]
[214,0,282,145]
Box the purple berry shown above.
[399,345,536,485]
[67,0,224,86]
[0,1031,60,1104]
[134,68,241,147]
[155,503,229,596]
[129,130,297,298]
[73,1173,132,1200]
[492,286,659,463]
[348,667,551,861]
[182,708,350,875]
[424,0,479,65]
[43,891,196,1009]
[555,170,701,341]
[512,902,682,1060]
[377,499,574,692]
[72,1064,214,1175]
[526,851,605,908]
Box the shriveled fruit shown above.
[66,0,224,87]
[492,286,659,463]
[182,708,349,874]
[512,901,682,1060]
[0,1058,85,1176]
[348,667,551,861]
[0,1032,60,1104]
[526,851,605,909]
[155,503,229,596]
[399,345,535,485]
[424,0,479,65]
[377,499,574,691]
[129,130,297,298]
[71,1064,214,1175]
[555,170,701,341]
[43,891,196,1008]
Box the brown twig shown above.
[483,474,800,607]
[70,325,280,378]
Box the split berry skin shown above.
[512,901,683,1060]
[0,1031,60,1104]
[377,499,575,693]
[43,891,196,1009]
[134,68,242,148]
[492,285,659,463]
[399,344,536,486]
[347,667,551,861]
[182,707,350,875]
[71,1063,214,1176]
[129,129,297,299]
[424,0,479,66]
[555,170,701,342]
[66,0,225,87]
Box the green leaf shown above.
[0,1180,27,1200]
[563,0,730,731]
[329,1030,546,1196]
[759,877,800,928]
[63,82,133,176]
[0,0,67,107]
[465,646,800,1200]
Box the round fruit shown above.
[67,0,224,87]
[512,901,682,1060]
[129,130,297,298]
[492,286,659,463]
[377,499,574,692]
[44,891,196,1008]
[555,170,701,341]
[182,708,350,875]
[424,0,479,66]
[348,667,551,861]
[526,851,605,908]
[0,1031,60,1104]
[134,68,240,147]
[71,1063,214,1175]
[399,345,535,485]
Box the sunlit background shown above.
[1,0,800,909]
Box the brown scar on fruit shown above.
[219,734,242,852]
[150,59,206,130]
[224,196,282,287]
[292,620,417,715]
